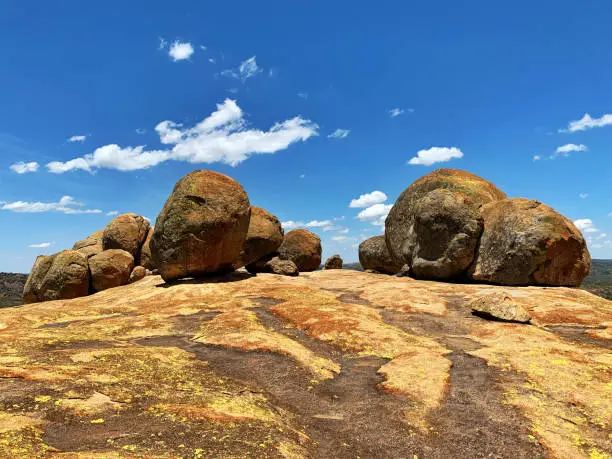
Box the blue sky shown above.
[2,0,612,273]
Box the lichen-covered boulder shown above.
[137,227,155,270]
[469,198,591,287]
[73,230,104,259]
[246,255,299,276]
[89,250,135,292]
[385,169,506,279]
[150,170,251,282]
[23,250,90,304]
[129,266,147,284]
[470,292,531,323]
[234,207,284,269]
[324,254,343,270]
[278,229,322,272]
[358,236,403,274]
[103,213,150,259]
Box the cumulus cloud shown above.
[328,129,350,139]
[560,113,612,133]
[408,147,463,166]
[356,203,392,226]
[168,41,194,61]
[10,161,39,174]
[573,219,598,233]
[28,242,52,248]
[554,144,587,156]
[0,196,102,214]
[45,99,318,173]
[349,191,388,208]
[221,56,262,81]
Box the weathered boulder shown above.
[234,207,284,269]
[89,250,135,292]
[23,251,90,303]
[137,227,155,270]
[103,213,150,259]
[72,230,104,259]
[129,266,147,284]
[359,236,403,274]
[278,229,322,272]
[246,255,299,276]
[470,292,531,323]
[385,169,506,279]
[324,254,343,270]
[469,198,591,287]
[150,170,251,282]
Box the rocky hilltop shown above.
[0,270,610,457]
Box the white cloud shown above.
[281,219,332,230]
[356,203,392,227]
[135,128,146,135]
[388,108,404,117]
[221,56,262,81]
[168,41,194,61]
[579,193,588,199]
[560,113,612,133]
[68,135,87,143]
[46,99,318,173]
[209,58,216,64]
[349,190,387,208]
[408,147,463,166]
[297,92,308,100]
[331,236,348,242]
[532,155,541,162]
[28,242,52,248]
[106,210,119,216]
[573,219,598,233]
[10,161,39,174]
[328,129,350,139]
[554,144,587,156]
[0,196,102,214]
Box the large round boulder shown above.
[385,168,506,279]
[233,206,284,269]
[469,198,591,286]
[73,230,104,259]
[278,229,322,272]
[150,170,251,282]
[103,213,150,259]
[89,249,135,292]
[137,227,156,270]
[324,254,343,270]
[359,236,403,274]
[23,250,90,304]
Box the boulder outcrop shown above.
[72,230,104,259]
[102,213,150,259]
[359,236,403,274]
[89,249,135,292]
[278,229,322,272]
[137,227,155,270]
[234,206,284,269]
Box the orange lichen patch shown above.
[587,328,611,340]
[194,309,340,380]
[469,322,612,458]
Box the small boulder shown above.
[470,292,531,323]
[23,251,90,304]
[73,230,104,259]
[358,236,403,274]
[150,170,251,282]
[469,198,591,286]
[129,266,147,284]
[278,229,322,272]
[234,207,284,269]
[137,227,156,270]
[247,255,299,276]
[89,250,135,292]
[324,254,343,270]
[103,213,150,259]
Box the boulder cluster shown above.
[360,168,591,287]
[23,170,323,303]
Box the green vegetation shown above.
[0,273,27,308]
[581,259,612,300]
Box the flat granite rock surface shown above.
[0,270,610,458]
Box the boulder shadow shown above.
[155,271,255,288]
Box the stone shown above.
[72,230,104,259]
[324,254,343,270]
[385,169,506,279]
[137,227,155,270]
[469,198,591,287]
[89,249,135,292]
[359,236,403,274]
[103,213,150,259]
[150,170,251,282]
[470,292,531,323]
[266,257,299,276]
[278,229,322,272]
[23,251,90,304]
[234,207,284,269]
[129,266,147,284]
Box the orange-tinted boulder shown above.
[129,266,147,284]
[89,249,135,292]
[324,254,343,270]
[359,236,403,274]
[137,227,156,270]
[469,198,591,287]
[73,230,104,259]
[278,229,322,272]
[234,206,284,269]
[103,213,150,259]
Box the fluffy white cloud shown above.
[356,203,392,226]
[46,99,318,173]
[328,129,350,139]
[388,108,404,117]
[408,147,463,166]
[555,144,587,156]
[68,135,87,143]
[579,193,588,199]
[221,56,262,81]
[168,41,194,61]
[573,219,598,233]
[0,196,102,214]
[281,219,332,230]
[560,113,612,133]
[10,161,39,174]
[28,242,52,248]
[349,191,388,208]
